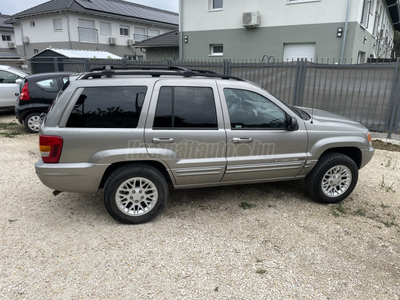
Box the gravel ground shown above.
[1,109,399,299]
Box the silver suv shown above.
[35,67,374,224]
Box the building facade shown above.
[180,0,400,61]
[6,0,178,59]
[0,13,16,54]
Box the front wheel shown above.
[305,153,358,204]
[104,164,168,224]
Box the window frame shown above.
[209,44,223,57]
[1,35,11,41]
[209,0,223,11]
[286,0,321,4]
[53,18,63,32]
[153,86,219,130]
[223,88,289,130]
[100,22,112,35]
[360,0,372,29]
[119,25,129,37]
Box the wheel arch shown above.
[99,160,174,189]
[320,147,362,169]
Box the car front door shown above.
[0,70,20,107]
[217,83,308,183]
[145,80,227,187]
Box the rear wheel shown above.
[104,164,168,224]
[305,153,358,204]
[24,112,41,133]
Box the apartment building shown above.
[179,0,400,61]
[6,0,179,59]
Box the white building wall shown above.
[183,0,364,32]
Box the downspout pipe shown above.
[340,0,351,64]
[179,0,183,60]
[60,11,72,49]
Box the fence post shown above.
[293,59,303,106]
[122,58,127,67]
[223,59,231,76]
[166,59,173,68]
[53,58,59,72]
[84,59,90,72]
[387,58,400,139]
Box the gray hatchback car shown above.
[35,67,374,224]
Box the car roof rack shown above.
[80,65,246,81]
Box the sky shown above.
[0,0,179,16]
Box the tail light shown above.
[20,82,30,100]
[39,135,63,163]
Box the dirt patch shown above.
[373,140,400,152]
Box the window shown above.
[360,0,372,28]
[134,27,146,42]
[35,79,60,92]
[286,0,321,3]
[224,88,287,129]
[210,0,223,9]
[1,35,11,41]
[30,21,35,27]
[53,18,62,31]
[154,87,218,129]
[0,70,19,84]
[66,86,147,128]
[34,49,39,54]
[120,25,129,36]
[210,44,223,56]
[78,19,97,43]
[100,22,111,35]
[148,29,160,38]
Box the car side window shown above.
[154,86,218,129]
[35,78,60,92]
[224,88,288,129]
[66,86,147,128]
[0,70,19,84]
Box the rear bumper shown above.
[360,146,374,169]
[35,159,109,193]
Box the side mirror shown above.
[288,116,298,131]
[15,79,23,85]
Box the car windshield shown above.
[8,66,30,77]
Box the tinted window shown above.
[224,88,287,129]
[66,86,147,128]
[154,86,217,129]
[35,78,60,92]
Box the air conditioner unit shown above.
[109,37,116,45]
[127,39,134,46]
[22,36,30,44]
[242,11,261,28]
[8,42,15,49]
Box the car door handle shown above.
[152,137,174,144]
[232,137,253,143]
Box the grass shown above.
[255,269,267,274]
[0,131,22,138]
[239,202,257,210]
[380,175,396,193]
[0,122,17,130]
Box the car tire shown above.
[104,164,168,224]
[305,152,358,204]
[24,112,41,133]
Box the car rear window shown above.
[66,86,147,128]
[35,78,60,92]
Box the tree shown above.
[392,30,400,58]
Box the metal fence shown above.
[30,57,400,138]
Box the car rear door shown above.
[144,80,227,187]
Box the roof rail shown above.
[81,65,245,81]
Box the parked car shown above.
[0,65,30,108]
[35,67,374,224]
[15,72,72,133]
